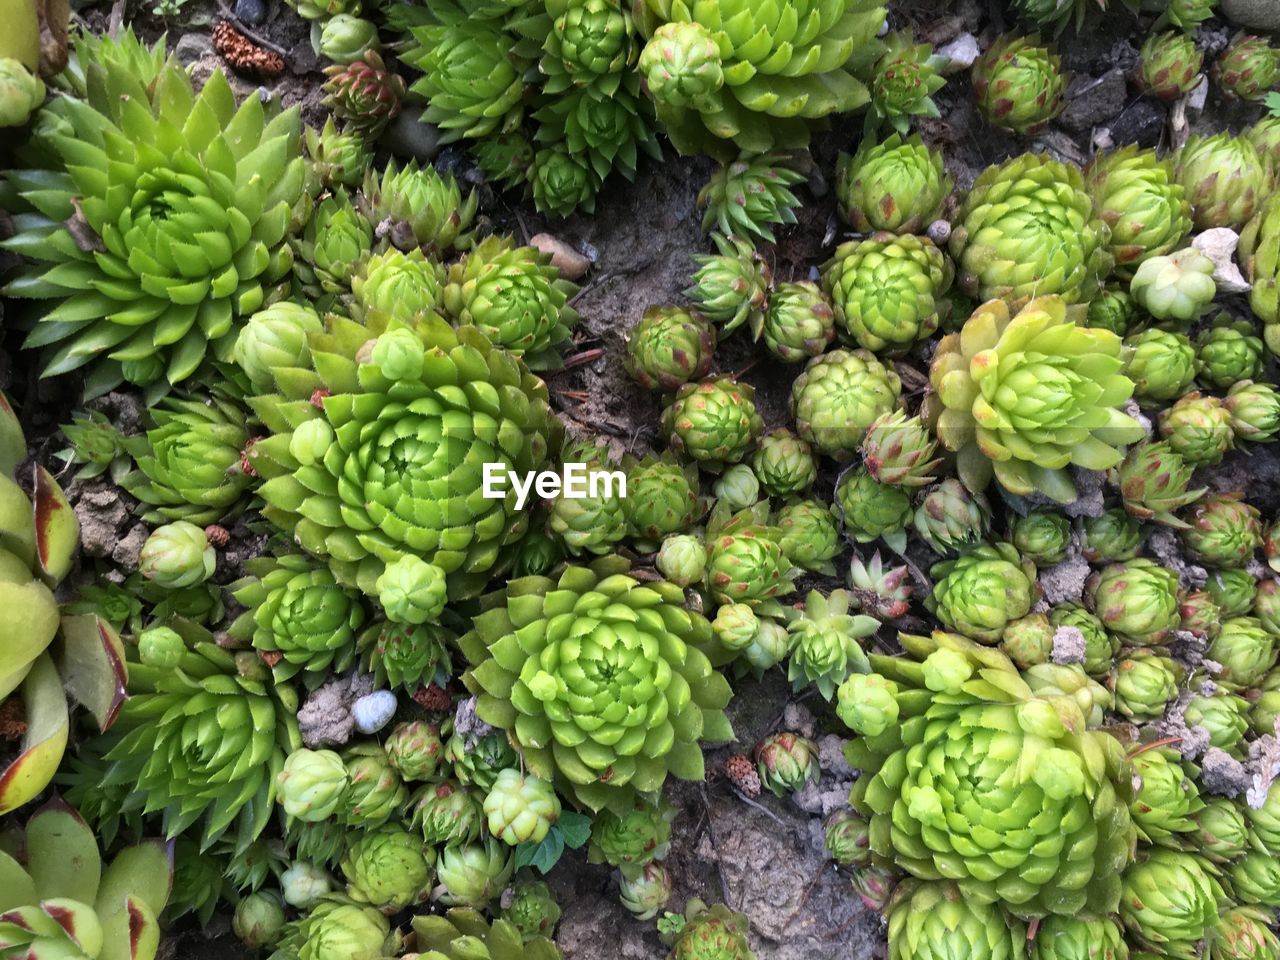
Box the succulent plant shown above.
[0,56,43,127]
[1129,746,1204,845]
[887,880,1026,959]
[1206,905,1280,960]
[662,376,763,471]
[1120,849,1225,958]
[359,159,477,255]
[1191,798,1249,864]
[1226,381,1280,443]
[1125,328,1197,403]
[1197,318,1264,390]
[303,117,374,191]
[913,478,992,555]
[1246,115,1280,173]
[623,452,702,549]
[1081,508,1145,562]
[927,543,1038,643]
[587,796,675,872]
[341,826,434,912]
[503,879,561,942]
[1185,689,1250,755]
[547,461,628,557]
[634,0,887,157]
[458,557,731,812]
[860,411,941,490]
[754,731,820,796]
[1176,132,1269,231]
[948,153,1111,306]
[790,349,902,459]
[697,152,803,242]
[1231,852,1280,907]
[139,521,216,590]
[435,839,515,909]
[1049,603,1118,677]
[272,900,391,960]
[322,50,405,138]
[277,748,349,823]
[824,809,872,867]
[656,534,708,587]
[785,589,878,698]
[409,781,484,846]
[685,233,772,335]
[1182,589,1225,641]
[1028,915,1128,960]
[319,14,379,65]
[619,861,674,921]
[972,34,1067,136]
[1240,194,1280,329]
[1007,0,1121,33]
[705,504,797,610]
[1206,570,1255,617]
[1137,31,1204,102]
[1208,616,1277,691]
[1158,392,1235,466]
[868,31,946,136]
[835,466,913,554]
[1000,613,1055,670]
[663,899,756,960]
[1087,559,1182,645]
[1011,510,1072,567]
[407,908,561,959]
[1130,249,1217,325]
[823,233,952,355]
[776,499,841,574]
[1112,441,1203,531]
[759,281,837,362]
[625,304,717,393]
[1086,146,1193,279]
[1086,287,1140,336]
[385,721,446,782]
[1156,0,1218,31]
[3,41,303,397]
[1111,648,1182,719]
[928,296,1144,503]
[845,631,1136,919]
[836,133,952,234]
[751,429,818,498]
[1180,494,1263,567]
[1214,33,1280,101]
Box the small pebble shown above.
[234,0,269,26]
[380,108,442,165]
[530,233,591,280]
[352,690,397,734]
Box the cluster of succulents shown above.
[4,2,1280,960]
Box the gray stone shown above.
[1107,97,1167,149]
[234,0,269,25]
[1060,70,1128,133]
[379,107,442,164]
[1222,0,1280,31]
[174,33,213,67]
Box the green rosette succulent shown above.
[294,193,373,300]
[446,731,521,791]
[230,554,366,682]
[1086,146,1193,278]
[472,132,537,195]
[483,769,561,846]
[2,41,304,397]
[1256,584,1280,641]
[408,908,562,960]
[685,233,772,335]
[340,743,407,827]
[1007,0,1121,33]
[1240,195,1280,333]
[1081,509,1144,563]
[785,589,878,698]
[1246,779,1280,854]
[1185,690,1250,756]
[622,452,702,549]
[1191,798,1249,864]
[656,534,707,587]
[1122,850,1226,958]
[1205,569,1257,618]
[1130,249,1217,325]
[319,15,379,66]
[624,305,716,391]
[754,730,820,796]
[535,0,641,95]
[234,891,286,948]
[619,862,673,920]
[759,281,836,363]
[1111,648,1182,720]
[443,235,580,371]
[861,411,940,489]
[775,499,842,575]
[1155,0,1217,31]
[374,555,447,625]
[534,81,661,186]
[139,521,215,589]
[836,672,900,736]
[948,153,1112,307]
[972,34,1067,136]
[503,879,561,942]
[662,376,763,471]
[1023,662,1112,726]
[271,900,390,960]
[434,839,513,909]
[926,543,1037,644]
[587,797,675,870]
[1049,603,1117,678]
[404,7,529,145]
[304,118,374,192]
[634,0,887,157]
[664,899,756,960]
[1182,589,1225,640]
[409,781,484,846]
[547,462,628,557]
[340,827,434,913]
[712,602,758,652]
[532,145,600,216]
[1175,132,1269,231]
[1137,31,1204,102]
[845,631,1137,919]
[790,348,902,459]
[868,31,946,136]
[1086,287,1139,336]
[322,51,405,138]
[458,556,732,812]
[697,152,803,243]
[1011,510,1072,567]
[357,619,453,691]
[912,479,990,555]
[1207,616,1277,691]
[233,301,324,391]
[835,466,912,553]
[1086,559,1181,645]
[836,133,952,234]
[386,721,445,782]
[1158,392,1235,466]
[823,233,952,354]
[0,57,43,128]
[1247,115,1280,172]
[824,809,872,866]
[1028,915,1127,960]
[1215,33,1280,101]
[244,314,560,601]
[1180,494,1263,567]
[928,296,1144,504]
[887,880,1027,960]
[88,632,300,850]
[349,248,445,327]
[1226,381,1280,443]
[57,410,130,482]
[277,748,348,822]
[1124,328,1197,403]
[1206,905,1280,960]
[1231,852,1280,908]
[360,159,477,255]
[1129,747,1204,845]
[705,505,797,610]
[1197,319,1264,391]
[751,429,817,498]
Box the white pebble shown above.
[353,690,397,734]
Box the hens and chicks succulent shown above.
[2,2,1280,960]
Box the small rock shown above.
[112,523,149,574]
[353,690,397,734]
[1060,70,1128,133]
[1050,626,1086,665]
[380,107,442,165]
[936,33,980,75]
[782,702,816,739]
[297,673,376,748]
[73,486,129,558]
[1186,76,1210,114]
[1106,98,1167,150]
[1037,548,1091,606]
[234,0,269,25]
[174,33,214,67]
[1192,228,1251,294]
[926,219,951,246]
[817,735,855,778]
[530,233,591,280]
[1221,0,1280,31]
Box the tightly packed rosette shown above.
[926,296,1145,503]
[458,556,734,813]
[244,312,561,600]
[843,631,1137,920]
